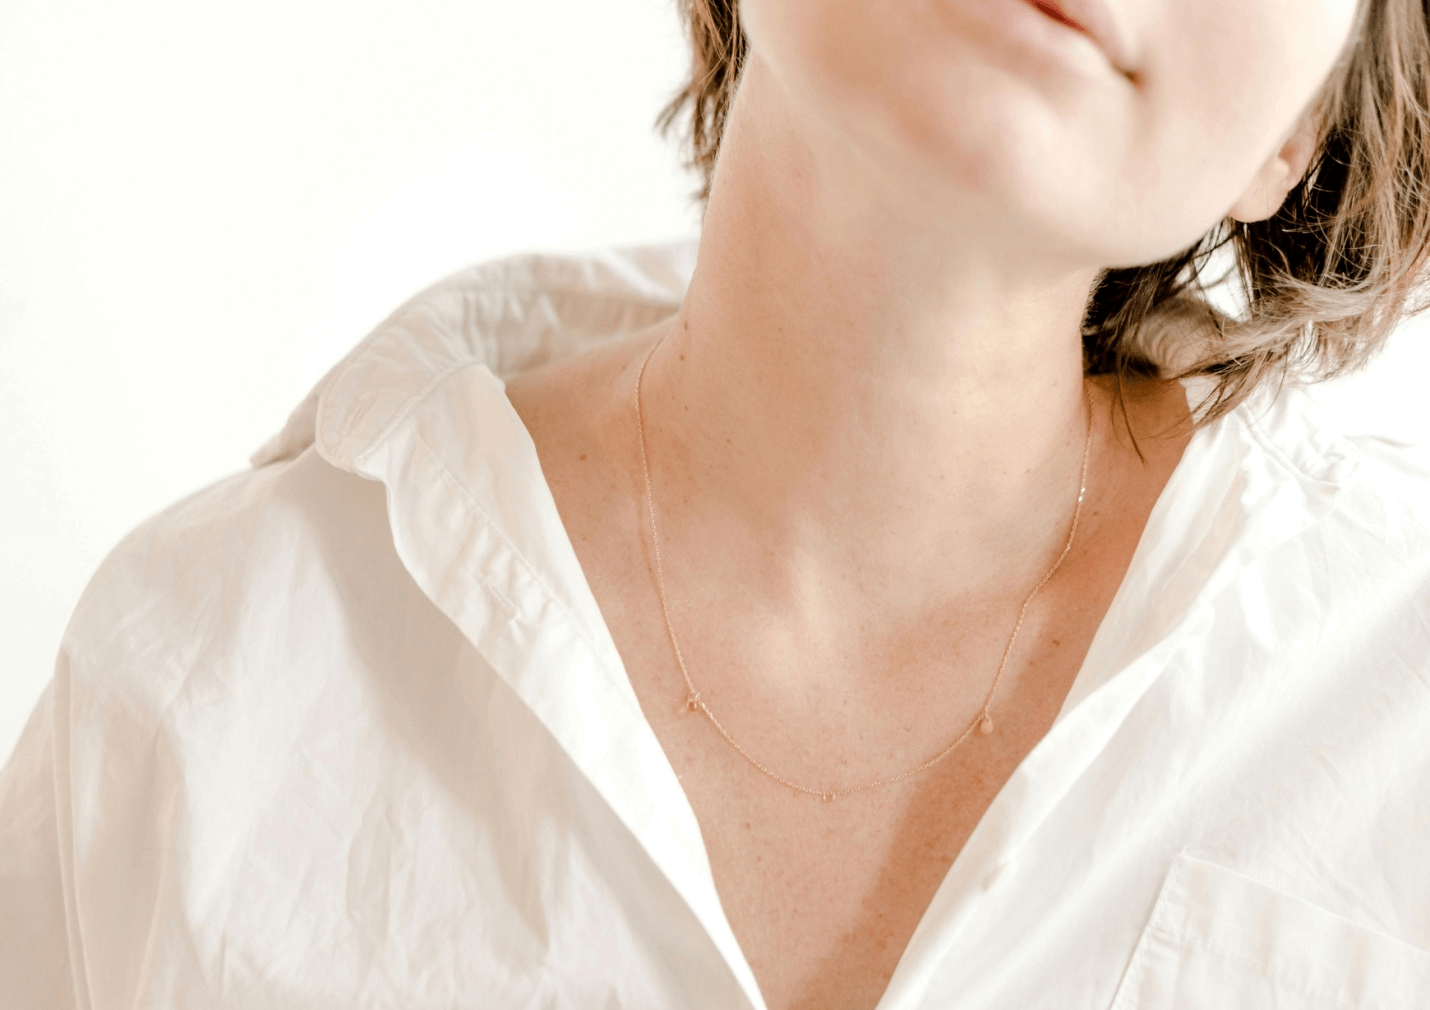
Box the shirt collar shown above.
[251,243,699,471]
[252,242,770,1005]
[887,385,1361,1004]
[250,243,1362,1009]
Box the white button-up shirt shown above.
[3,243,1430,1009]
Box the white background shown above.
[1,1,1427,762]
[0,0,698,760]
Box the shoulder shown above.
[1322,433,1430,613]
[60,447,398,713]
[1231,381,1430,541]
[1224,385,1430,653]
[67,243,691,707]
[1341,430,1430,520]
[1300,403,1430,562]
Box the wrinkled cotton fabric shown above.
[3,242,1429,1009]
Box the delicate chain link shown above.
[634,330,1093,801]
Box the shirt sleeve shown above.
[0,666,81,1010]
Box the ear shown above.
[1227,112,1321,224]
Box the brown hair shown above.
[657,0,1430,421]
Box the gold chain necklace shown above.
[633,331,1093,802]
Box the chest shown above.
[652,699,1066,1009]
[504,363,1187,1008]
[586,533,1124,1010]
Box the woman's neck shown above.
[640,58,1109,608]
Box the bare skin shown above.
[502,0,1350,999]
[507,322,1190,1009]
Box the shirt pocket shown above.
[1110,853,1430,1009]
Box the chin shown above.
[752,1,1246,269]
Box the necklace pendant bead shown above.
[979,715,995,735]
[821,792,835,802]
[685,691,701,714]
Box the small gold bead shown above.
[979,715,994,735]
[684,692,701,714]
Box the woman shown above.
[3,0,1430,1006]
